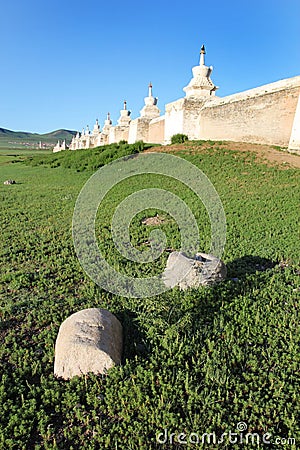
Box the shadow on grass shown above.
[116,309,149,362]
[115,257,279,362]
[226,255,277,279]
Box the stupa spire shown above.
[200,44,206,66]
[148,82,153,98]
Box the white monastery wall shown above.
[288,90,300,153]
[199,77,300,146]
[182,98,207,140]
[128,118,151,144]
[148,116,165,144]
[164,99,185,143]
[109,125,129,143]
[60,46,300,153]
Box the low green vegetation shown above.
[171,134,189,144]
[0,141,299,449]
[26,141,152,172]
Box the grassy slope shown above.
[0,142,299,449]
[0,128,76,149]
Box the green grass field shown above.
[0,148,51,165]
[0,142,299,449]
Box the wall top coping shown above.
[203,75,300,108]
[149,115,165,124]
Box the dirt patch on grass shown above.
[145,141,300,169]
[216,141,300,169]
[141,215,165,226]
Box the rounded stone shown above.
[54,308,123,380]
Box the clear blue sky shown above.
[1,0,299,134]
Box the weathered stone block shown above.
[54,308,123,380]
[163,251,227,289]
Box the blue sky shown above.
[1,0,299,134]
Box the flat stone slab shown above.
[54,308,123,380]
[162,251,227,289]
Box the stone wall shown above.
[288,91,300,153]
[109,125,130,144]
[164,99,185,143]
[182,98,206,140]
[199,77,300,147]
[128,118,151,144]
[64,70,300,153]
[148,116,165,144]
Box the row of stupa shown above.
[69,81,161,151]
[54,45,219,152]
[53,45,300,153]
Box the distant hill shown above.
[0,128,37,139]
[40,129,77,140]
[0,127,76,149]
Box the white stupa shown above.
[139,82,160,119]
[117,101,131,126]
[93,118,101,135]
[183,45,218,98]
[102,112,112,134]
